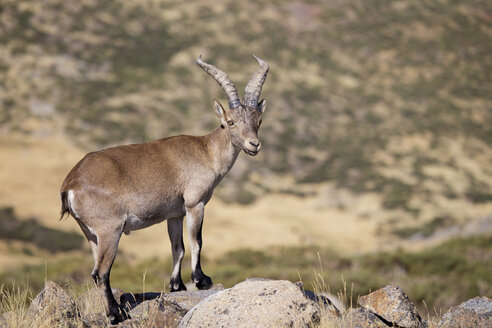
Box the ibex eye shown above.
[227,120,234,126]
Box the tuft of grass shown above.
[0,283,32,327]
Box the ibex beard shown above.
[59,55,269,324]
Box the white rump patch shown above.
[67,190,78,218]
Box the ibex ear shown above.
[258,99,267,114]
[213,99,228,126]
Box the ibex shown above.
[59,55,268,324]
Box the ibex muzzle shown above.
[60,55,269,324]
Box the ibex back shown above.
[60,55,269,324]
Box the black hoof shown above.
[108,306,130,325]
[109,314,123,325]
[169,280,187,292]
[196,275,213,290]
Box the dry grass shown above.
[0,284,32,327]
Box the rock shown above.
[161,287,224,312]
[438,296,492,328]
[302,289,341,317]
[119,288,223,328]
[118,285,223,312]
[358,285,426,328]
[292,280,340,315]
[179,279,321,328]
[341,308,389,328]
[119,291,163,311]
[27,281,79,325]
[120,297,185,328]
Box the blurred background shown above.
[0,0,491,314]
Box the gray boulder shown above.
[160,286,224,312]
[120,298,186,328]
[120,287,223,328]
[27,281,79,325]
[438,296,492,328]
[179,279,321,328]
[341,308,388,328]
[358,285,426,328]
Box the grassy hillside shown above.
[1,0,492,216]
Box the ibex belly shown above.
[123,196,186,234]
[123,214,166,234]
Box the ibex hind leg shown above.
[92,224,129,325]
[74,218,100,282]
[167,217,187,292]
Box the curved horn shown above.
[196,55,241,109]
[243,55,269,109]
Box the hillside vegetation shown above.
[1,0,491,216]
[1,0,492,319]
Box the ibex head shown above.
[197,55,269,156]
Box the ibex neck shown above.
[204,127,241,178]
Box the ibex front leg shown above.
[186,202,213,289]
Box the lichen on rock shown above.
[438,296,492,328]
[358,284,427,328]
